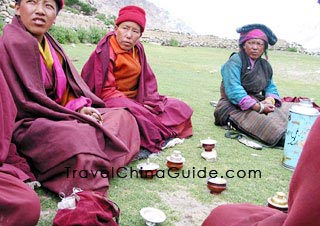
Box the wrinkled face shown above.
[243,38,266,60]
[15,0,57,43]
[114,21,142,51]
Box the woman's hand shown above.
[143,104,153,111]
[261,102,275,114]
[143,104,158,114]
[252,102,275,114]
[263,97,276,105]
[77,107,103,125]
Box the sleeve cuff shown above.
[65,96,92,111]
[238,96,257,110]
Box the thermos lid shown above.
[290,104,319,116]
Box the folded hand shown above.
[78,107,103,125]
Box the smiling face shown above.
[114,21,142,51]
[15,0,58,43]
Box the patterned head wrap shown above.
[237,24,277,47]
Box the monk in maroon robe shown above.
[0,0,140,195]
[202,116,320,226]
[0,70,41,226]
[81,5,193,154]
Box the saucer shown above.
[267,197,288,209]
[201,150,217,162]
[140,207,166,225]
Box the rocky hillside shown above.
[1,0,195,34]
[81,0,194,33]
[0,0,309,54]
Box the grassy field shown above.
[37,43,320,225]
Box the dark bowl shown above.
[166,161,184,170]
[200,138,217,151]
[137,162,159,179]
[202,144,215,152]
[207,184,226,194]
[207,177,227,194]
[139,169,158,179]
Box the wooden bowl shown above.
[200,138,217,152]
[137,161,159,179]
[202,144,215,152]
[166,151,185,170]
[166,160,184,170]
[207,177,227,194]
[139,170,158,179]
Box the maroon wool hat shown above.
[115,5,146,32]
[56,0,64,11]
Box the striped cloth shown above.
[215,99,292,146]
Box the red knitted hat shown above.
[56,0,64,11]
[115,5,146,32]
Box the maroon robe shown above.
[0,17,140,195]
[81,32,193,153]
[202,116,320,226]
[0,70,41,226]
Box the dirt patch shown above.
[157,186,227,226]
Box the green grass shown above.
[36,43,320,225]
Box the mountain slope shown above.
[81,0,194,33]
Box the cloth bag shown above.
[52,189,120,226]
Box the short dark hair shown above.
[15,0,60,14]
